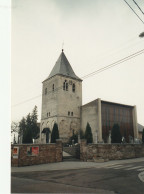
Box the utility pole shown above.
[139,32,144,38]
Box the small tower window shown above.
[71,112,73,116]
[45,88,47,95]
[52,84,54,91]
[68,111,70,116]
[63,80,68,91]
[72,84,75,92]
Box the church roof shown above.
[44,50,82,82]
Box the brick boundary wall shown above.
[11,140,62,167]
[80,140,144,162]
[63,144,80,159]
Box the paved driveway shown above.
[11,157,144,193]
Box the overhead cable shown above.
[12,48,144,107]
[123,0,144,24]
[82,49,144,79]
[132,0,144,15]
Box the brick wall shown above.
[80,140,144,162]
[11,140,62,167]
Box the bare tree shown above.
[11,121,19,134]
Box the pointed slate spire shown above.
[44,50,82,81]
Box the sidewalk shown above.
[11,156,144,173]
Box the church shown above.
[40,50,138,144]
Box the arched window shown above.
[71,112,73,116]
[52,84,54,91]
[45,88,47,95]
[72,84,75,92]
[63,80,68,91]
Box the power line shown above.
[82,49,144,79]
[12,85,64,107]
[11,48,144,108]
[12,95,42,107]
[123,0,144,24]
[86,39,143,72]
[132,0,144,15]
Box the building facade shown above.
[81,99,138,143]
[40,50,82,143]
[40,50,138,143]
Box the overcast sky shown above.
[11,0,144,125]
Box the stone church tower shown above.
[40,50,82,143]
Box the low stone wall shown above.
[11,140,62,167]
[63,144,80,159]
[80,140,144,162]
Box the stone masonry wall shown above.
[11,140,62,167]
[80,140,144,162]
[41,75,82,143]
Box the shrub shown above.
[51,123,59,143]
[85,122,93,143]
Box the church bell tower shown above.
[40,50,82,143]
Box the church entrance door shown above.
[46,131,50,143]
[42,128,51,143]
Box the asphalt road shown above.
[11,161,144,194]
